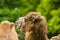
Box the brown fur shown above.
[0,21,18,40]
[19,12,48,40]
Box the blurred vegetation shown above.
[0,0,60,40]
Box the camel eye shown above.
[25,19,28,22]
[34,19,41,23]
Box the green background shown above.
[0,0,60,40]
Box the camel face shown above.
[23,12,42,32]
[16,12,48,40]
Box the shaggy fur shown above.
[19,12,48,40]
[0,21,18,40]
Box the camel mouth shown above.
[16,17,25,32]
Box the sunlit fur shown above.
[0,21,18,40]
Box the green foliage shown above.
[15,24,25,40]
[0,8,27,22]
[0,0,60,39]
[48,9,60,38]
[36,0,60,38]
